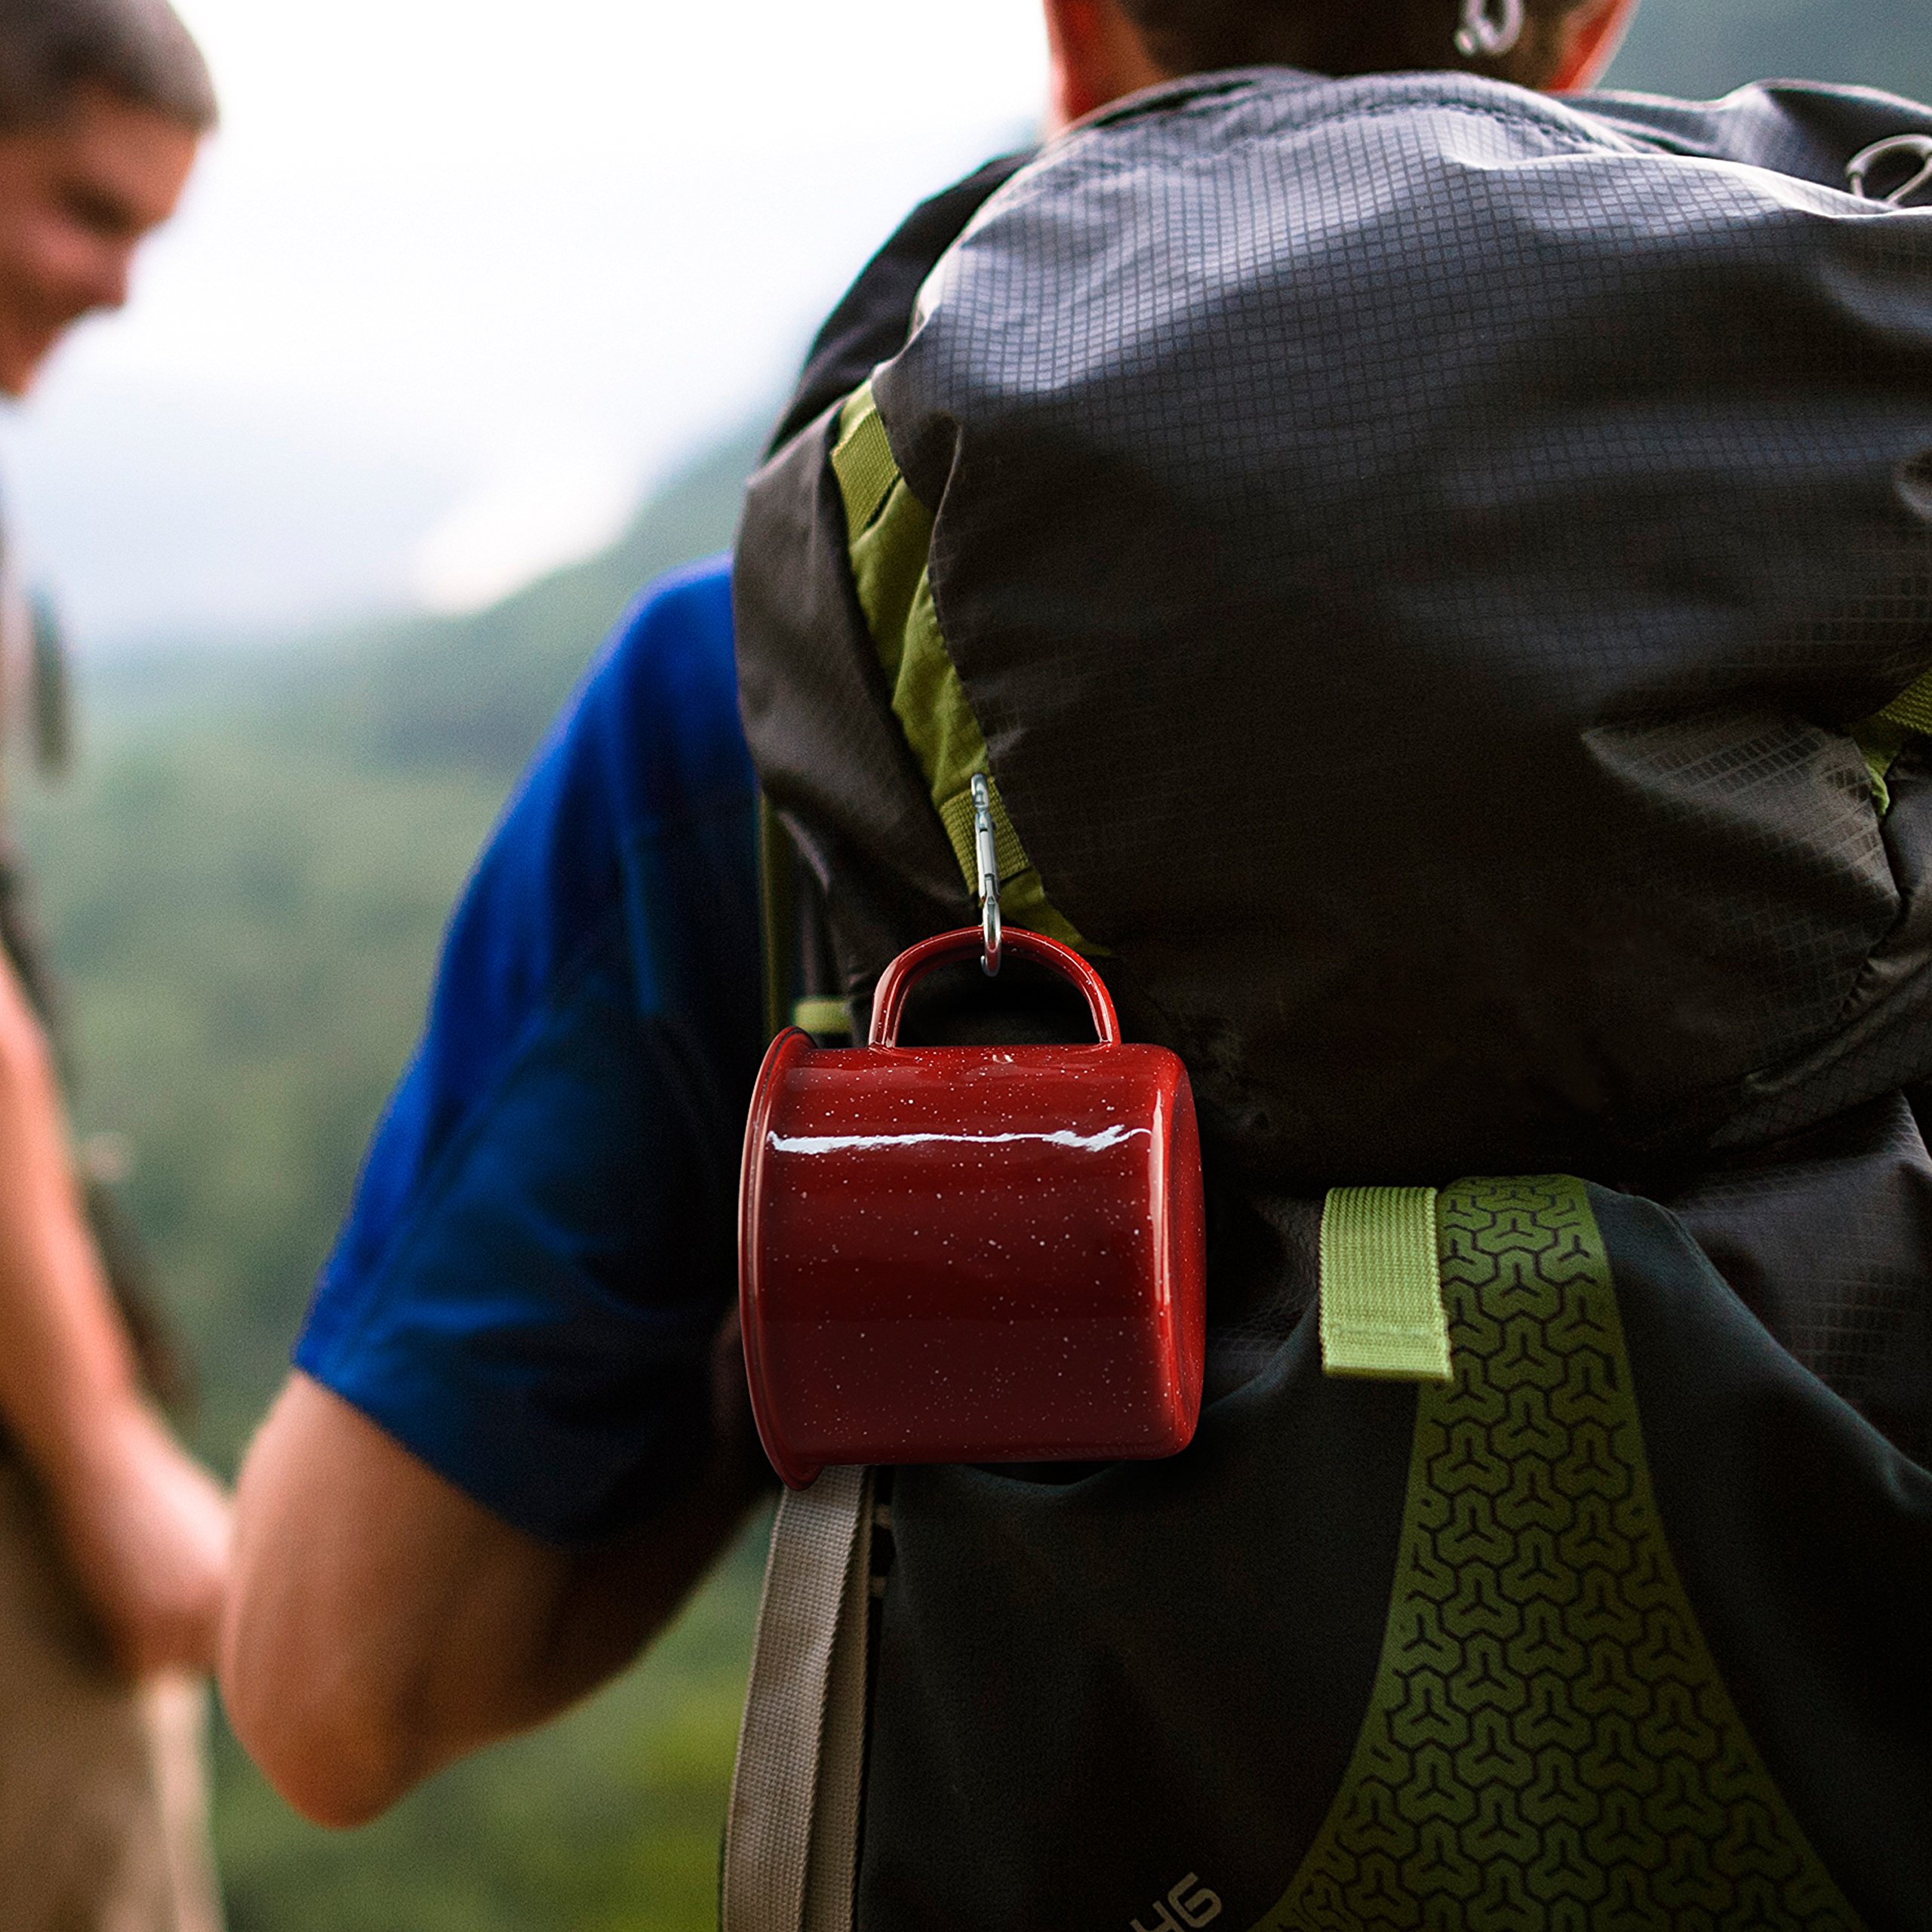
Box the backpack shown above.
[724,72,1932,1931]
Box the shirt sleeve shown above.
[294,557,765,1546]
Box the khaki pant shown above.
[0,1459,222,1932]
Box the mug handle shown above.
[868,927,1121,1048]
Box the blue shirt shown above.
[295,557,766,1545]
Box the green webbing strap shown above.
[829,390,899,544]
[937,777,1029,891]
[792,998,852,1038]
[1318,1186,1453,1383]
[1854,664,1932,814]
[758,798,854,1043]
[758,794,798,1045]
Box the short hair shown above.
[0,0,216,134]
[1118,0,1591,84]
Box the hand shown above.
[48,1400,232,1679]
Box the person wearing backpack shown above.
[224,2,1932,1926]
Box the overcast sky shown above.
[0,0,1048,645]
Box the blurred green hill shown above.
[9,2,1928,1925]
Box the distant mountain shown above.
[284,424,765,779]
[1608,0,1932,103]
[88,420,764,781]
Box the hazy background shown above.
[8,2,1929,1927]
[0,0,1049,643]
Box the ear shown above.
[1546,0,1642,92]
[1042,0,1169,133]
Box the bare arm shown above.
[0,948,229,1677]
[223,1334,767,1829]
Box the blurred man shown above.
[0,4,224,1929]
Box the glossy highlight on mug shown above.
[766,1123,1154,1156]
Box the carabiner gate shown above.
[972,773,1003,977]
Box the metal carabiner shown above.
[971,772,1003,977]
[1848,134,1932,208]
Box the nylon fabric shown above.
[855,1295,1417,1930]
[752,69,1932,1180]
[831,384,1088,952]
[1318,1187,1451,1382]
[1665,1089,1932,1470]
[1263,1177,1860,1930]
[768,152,1034,459]
[1593,1183,1932,1925]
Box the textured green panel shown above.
[1319,1187,1452,1383]
[1255,1175,1862,1932]
[830,384,1090,953]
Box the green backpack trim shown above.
[831,384,1091,953]
[1262,1175,1863,1931]
[1852,665,1932,814]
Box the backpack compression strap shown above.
[1318,1188,1454,1383]
[721,1467,878,1932]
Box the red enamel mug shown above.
[739,926,1207,1489]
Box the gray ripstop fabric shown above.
[874,69,1932,1178]
[746,68,1932,1180]
[722,1467,875,1932]
[737,64,1932,1460]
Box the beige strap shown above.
[721,1466,876,1932]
